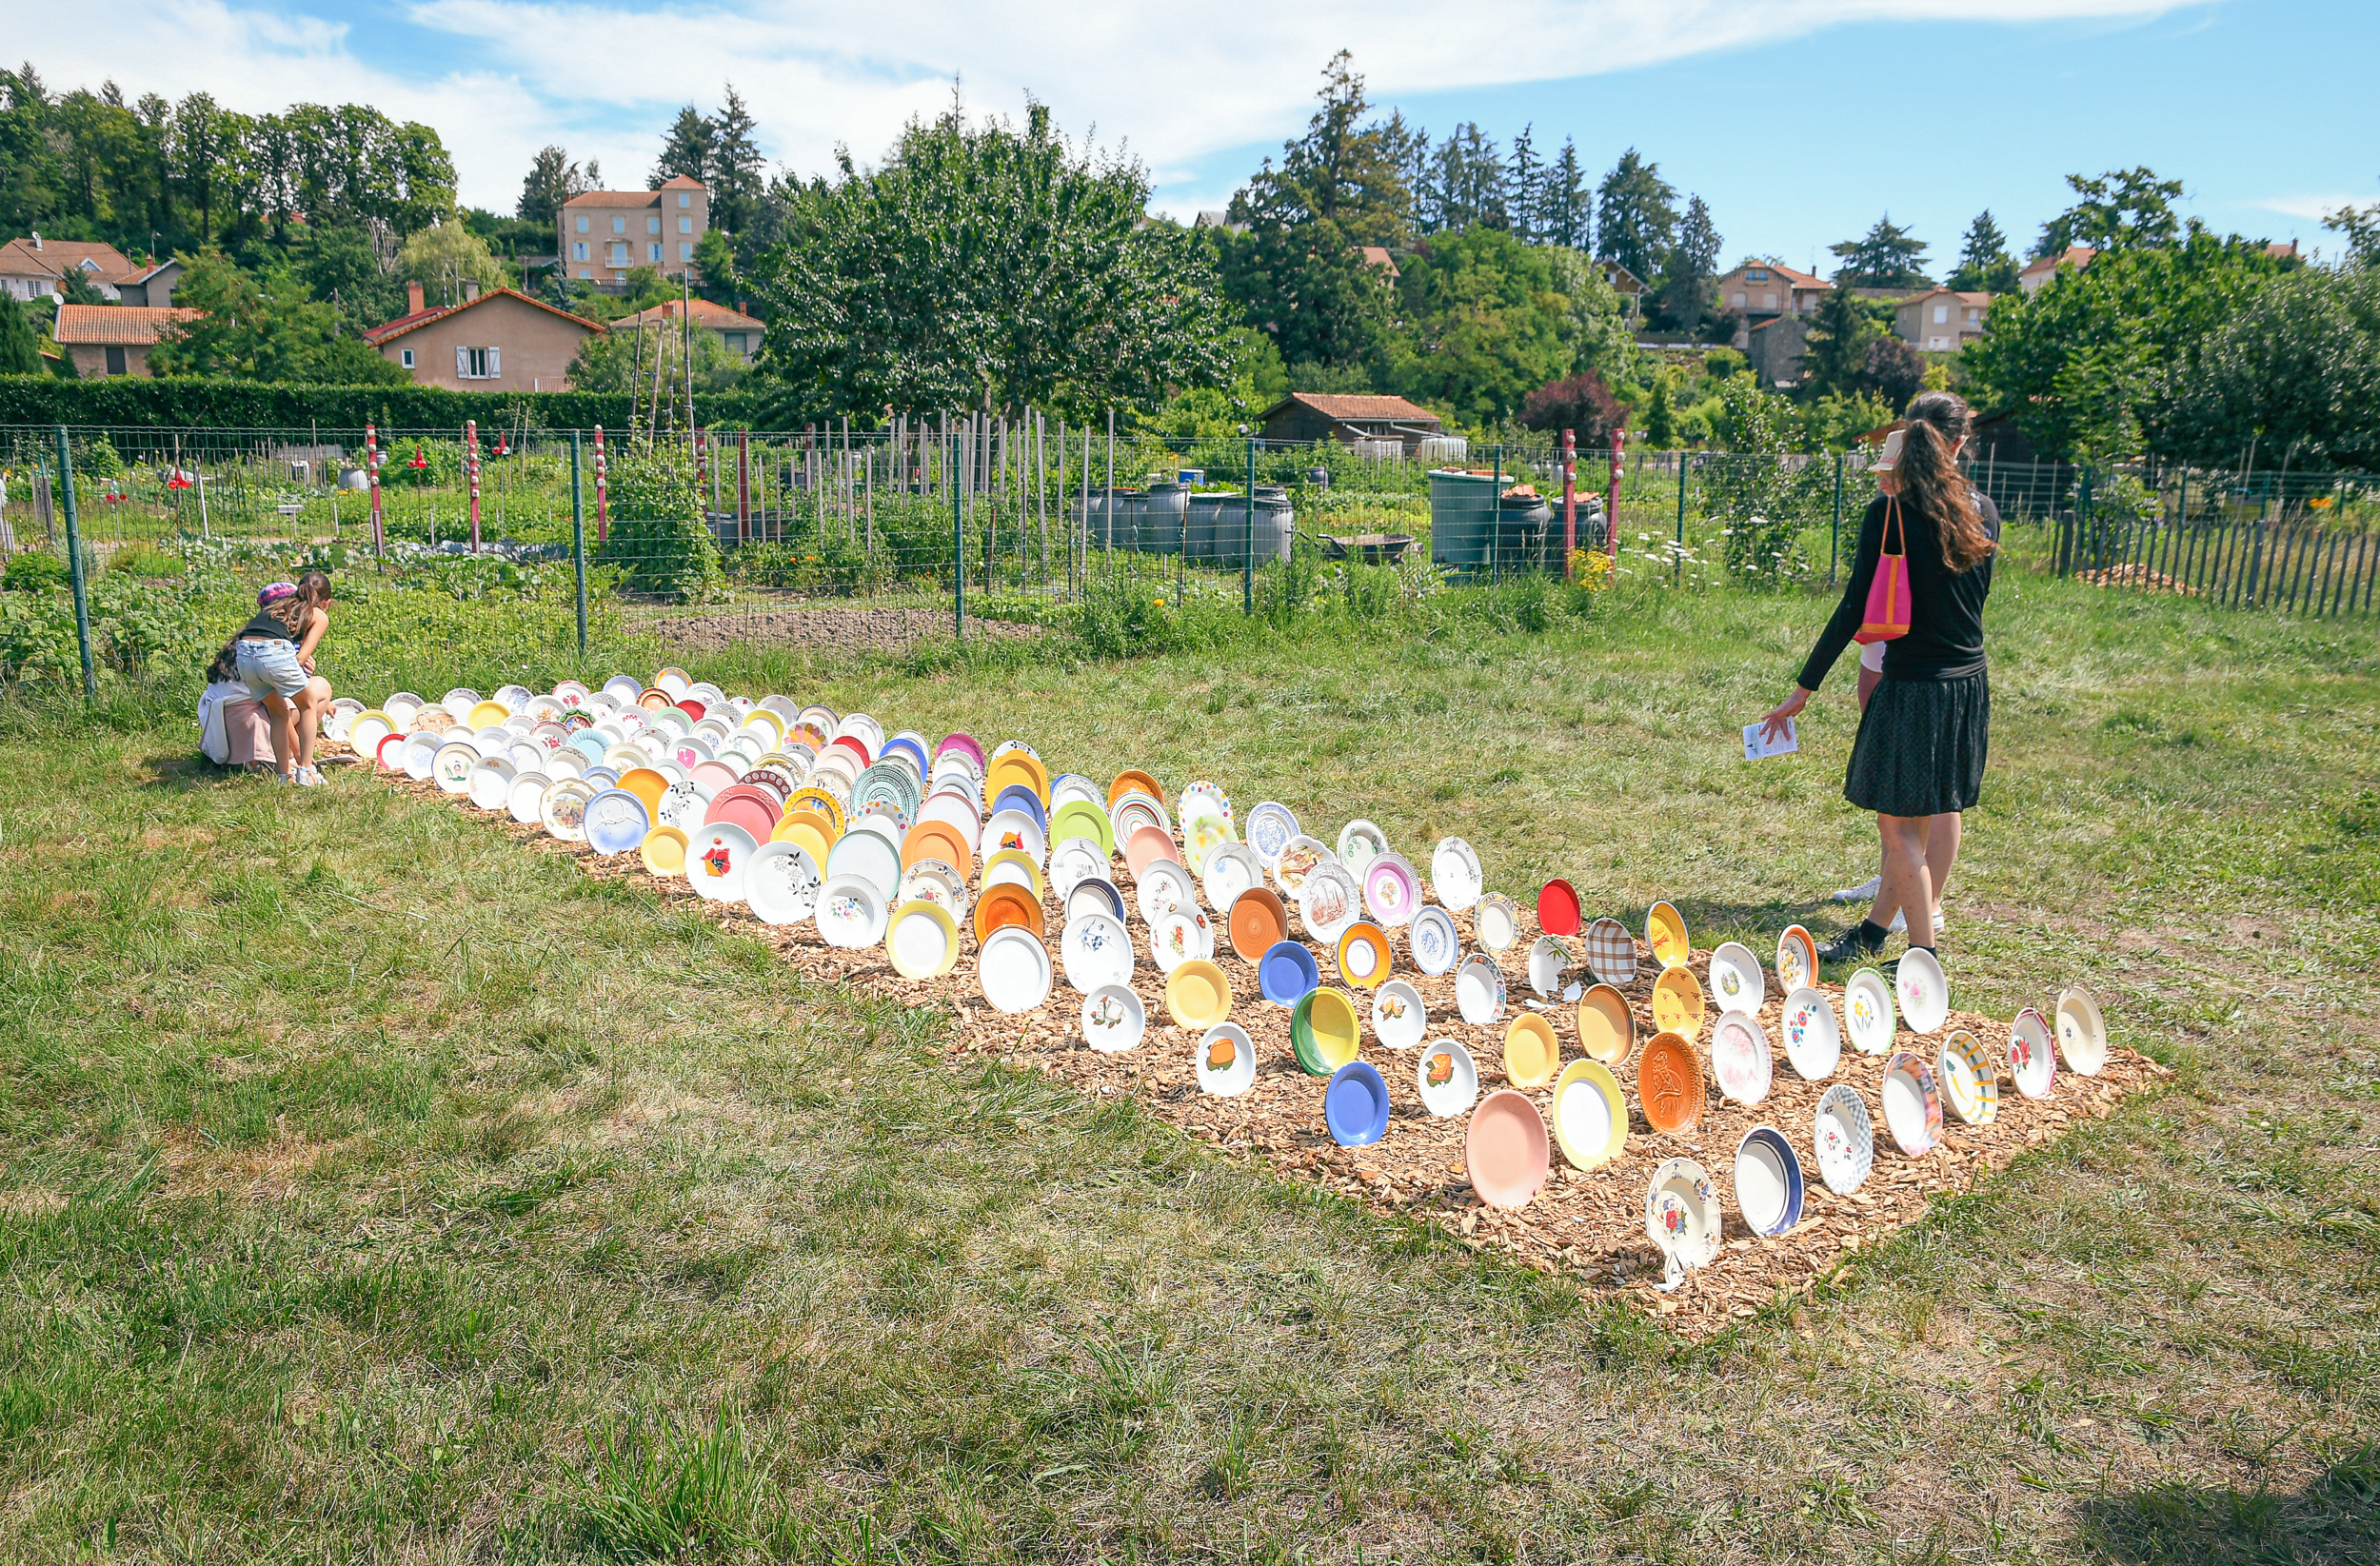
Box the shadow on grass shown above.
[2072,1445,2380,1564]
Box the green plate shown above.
[1290,992,1331,1077]
[1049,799,1116,859]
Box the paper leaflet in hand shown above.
[1743,719,1798,761]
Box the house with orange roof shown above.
[51,302,204,377]
[1258,392,1445,453]
[1716,260,1831,320]
[2018,246,2096,294]
[364,282,602,391]
[607,296,768,363]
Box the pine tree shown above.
[1507,124,1538,243]
[1643,375,1676,447]
[517,145,588,225]
[1657,194,1721,336]
[1829,215,1931,288]
[1539,138,1589,250]
[1595,149,1676,282]
[707,85,764,231]
[1424,124,1504,232]
[1800,283,1880,396]
[650,105,712,188]
[1947,209,2018,293]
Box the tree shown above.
[1232,52,1411,248]
[745,97,1233,421]
[1799,284,1884,397]
[567,313,748,394]
[1830,215,1930,289]
[1948,210,2019,293]
[2035,167,2183,256]
[1539,138,1589,250]
[1518,367,1626,446]
[2157,267,2380,470]
[707,86,764,232]
[0,293,40,374]
[1656,193,1720,336]
[1640,375,1675,446]
[396,220,507,307]
[1386,226,1579,426]
[518,145,591,225]
[1418,123,1505,233]
[1507,124,1538,242]
[149,248,408,383]
[1595,149,1676,284]
[1214,221,1397,376]
[2323,201,2379,268]
[651,105,712,188]
[1854,335,1924,411]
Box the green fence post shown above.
[953,426,967,642]
[1243,435,1256,615]
[1675,452,1689,585]
[569,430,588,658]
[1830,450,1845,587]
[1491,446,1502,583]
[54,426,95,703]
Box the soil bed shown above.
[654,605,1045,656]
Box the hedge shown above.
[0,375,769,432]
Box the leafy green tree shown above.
[1386,226,1577,426]
[2324,201,2379,268]
[297,222,407,328]
[0,293,40,374]
[1506,125,1538,241]
[2034,167,2182,256]
[1656,193,1720,335]
[1854,335,1924,411]
[1595,149,1676,282]
[566,315,748,394]
[1830,215,1930,288]
[2159,266,2380,470]
[1948,210,2019,293]
[1234,52,1411,248]
[149,248,408,383]
[746,98,1232,421]
[1214,221,1397,376]
[1640,375,1675,446]
[517,145,592,226]
[395,220,508,307]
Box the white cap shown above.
[1873,428,1906,472]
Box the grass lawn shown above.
[2,554,2375,1562]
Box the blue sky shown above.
[15,0,2375,268]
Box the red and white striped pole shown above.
[1560,426,1577,572]
[592,425,608,545]
[466,419,482,552]
[1606,428,1626,555]
[365,423,385,556]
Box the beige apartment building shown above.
[1717,261,1831,319]
[1895,287,1993,353]
[558,175,710,287]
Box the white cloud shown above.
[2259,192,2370,222]
[11,0,2193,214]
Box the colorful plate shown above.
[1228,885,1290,961]
[1813,1084,1875,1196]
[1650,964,1705,1044]
[1734,1127,1805,1238]
[1552,1060,1629,1170]
[1707,942,1765,1015]
[1407,906,1459,976]
[1776,924,1818,996]
[1581,916,1637,988]
[1502,1013,1559,1089]
[1323,1061,1392,1148]
[686,822,760,902]
[887,899,962,980]
[1537,878,1582,938]
[539,778,594,842]
[1165,960,1232,1031]
[1881,1050,1943,1156]
[1417,1040,1479,1119]
[1474,893,1520,954]
[1937,1028,1998,1126]
[1147,906,1214,973]
[1844,967,1896,1056]
[1123,824,1180,880]
[638,824,689,879]
[1637,1031,1705,1134]
[1370,980,1427,1049]
[1291,986,1361,1076]
[1646,1158,1721,1279]
[2008,1007,2056,1099]
[1272,835,1334,896]
[1084,984,1148,1054]
[1335,922,1391,989]
[1361,853,1421,927]
[584,787,652,855]
[1466,1091,1550,1210]
[982,847,1045,901]
[973,883,1045,945]
[1645,901,1690,969]
[1196,1022,1256,1095]
[1259,941,1321,1007]
[1780,987,1842,1080]
[1577,983,1634,1065]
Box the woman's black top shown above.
[238,598,309,643]
[1799,489,2001,689]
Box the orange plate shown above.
[1108,769,1165,807]
[1576,983,1635,1064]
[972,882,1045,944]
[1228,886,1288,961]
[903,819,974,874]
[1636,1030,1706,1134]
[1335,922,1392,989]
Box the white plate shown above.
[824,828,902,903]
[1408,906,1459,977]
[1813,1085,1874,1195]
[1881,1053,1940,1156]
[1147,907,1214,974]
[1336,819,1389,874]
[744,842,823,925]
[1526,936,1568,1000]
[686,822,760,903]
[817,873,889,948]
[1707,942,1765,1015]
[2056,985,2108,1076]
[1894,947,1950,1034]
[1061,911,1135,994]
[1137,860,1198,925]
[899,859,970,923]
[506,771,551,825]
[1271,835,1336,896]
[1709,1009,1774,1104]
[1083,984,1148,1054]
[981,808,1047,866]
[1243,803,1299,867]
[466,756,515,810]
[655,781,705,832]
[1063,877,1123,926]
[1370,980,1427,1049]
[1779,987,1842,1080]
[1048,837,1109,902]
[1201,842,1263,913]
[1734,1128,1801,1237]
[979,927,1052,1014]
[1474,893,1519,953]
[1455,954,1506,1025]
[1416,1040,1478,1118]
[1430,837,1483,911]
[402,732,443,782]
[1295,863,1361,944]
[1196,1021,1257,1095]
[1844,968,1896,1056]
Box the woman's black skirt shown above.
[1844,672,1989,817]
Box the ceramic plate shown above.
[807,873,883,949]
[1576,984,1634,1064]
[1812,1084,1875,1196]
[1180,814,1236,878]
[655,781,705,833]
[2055,986,2108,1076]
[540,778,595,842]
[1650,965,1704,1044]
[1844,967,1896,1056]
[1050,772,1104,814]
[1258,941,1321,1007]
[979,928,1053,1014]
[1646,1158,1721,1276]
[1370,980,1426,1049]
[1526,935,1568,1001]
[1430,837,1483,912]
[1243,802,1299,867]
[1048,838,1109,903]
[584,787,652,855]
[1707,942,1765,1015]
[983,848,1044,900]
[1645,902,1690,970]
[1336,819,1388,874]
[1937,1028,1998,1126]
[2008,1007,2056,1099]
[1775,924,1818,996]
[1780,987,1842,1080]
[1147,907,1215,974]
[1552,1060,1629,1170]
[1196,1022,1256,1096]
[1324,1061,1392,1148]
[687,822,760,903]
[1881,1050,1943,1157]
[1272,835,1335,896]
[506,771,551,825]
[886,899,962,980]
[1291,987,1361,1076]
[824,828,902,904]
[1361,854,1421,927]
[1335,922,1391,989]
[1227,886,1289,961]
[1503,1013,1559,1089]
[1465,1091,1550,1210]
[466,757,516,812]
[1063,876,1124,927]
[1408,906,1459,977]
[1537,878,1582,938]
[1201,842,1263,914]
[901,858,971,923]
[1894,947,1950,1034]
[348,711,392,756]
[1710,1009,1774,1105]
[1580,917,1637,988]
[1122,823,1179,882]
[1474,893,1521,954]
[1455,954,1506,1026]
[1734,1127,1805,1238]
[973,883,1044,946]
[1636,1031,1705,1134]
[980,808,1046,867]
[1136,861,1198,926]
[1296,863,1362,945]
[1084,985,1148,1055]
[1165,960,1232,1031]
[1061,911,1135,995]
[431,739,478,791]
[1417,1040,1479,1119]
[744,842,824,926]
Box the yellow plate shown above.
[1336,922,1391,989]
[886,898,962,980]
[1550,1060,1629,1169]
[1305,986,1361,1071]
[1503,1012,1560,1088]
[639,824,689,879]
[982,847,1046,899]
[620,765,669,817]
[1646,900,1690,969]
[771,816,832,864]
[776,806,841,849]
[1166,960,1232,1031]
[1577,983,1635,1064]
[985,751,1050,805]
[466,700,511,729]
[1652,964,1704,1044]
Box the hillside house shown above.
[1894,287,1993,353]
[51,303,203,377]
[558,175,710,287]
[1258,393,1445,454]
[364,282,600,391]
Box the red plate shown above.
[1537,877,1582,937]
[832,734,873,766]
[704,789,779,842]
[675,698,706,722]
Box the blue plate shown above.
[568,730,610,763]
[884,733,930,773]
[992,784,1048,830]
[583,787,651,855]
[1324,1061,1391,1147]
[1259,940,1321,1006]
[581,765,621,789]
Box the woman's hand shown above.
[1759,686,1811,743]
[298,651,316,673]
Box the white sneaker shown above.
[1834,875,1882,902]
[1886,908,1946,936]
[294,766,323,787]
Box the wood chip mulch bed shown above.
[369,757,2166,1338]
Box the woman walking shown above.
[230,571,336,785]
[1759,392,1998,962]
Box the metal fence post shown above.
[1243,435,1256,614]
[953,422,967,642]
[1675,452,1689,585]
[569,430,588,658]
[1830,450,1845,587]
[54,426,95,702]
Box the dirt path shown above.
[654,605,1045,655]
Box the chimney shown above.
[29,231,40,251]
[406,280,425,315]
[462,278,479,302]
